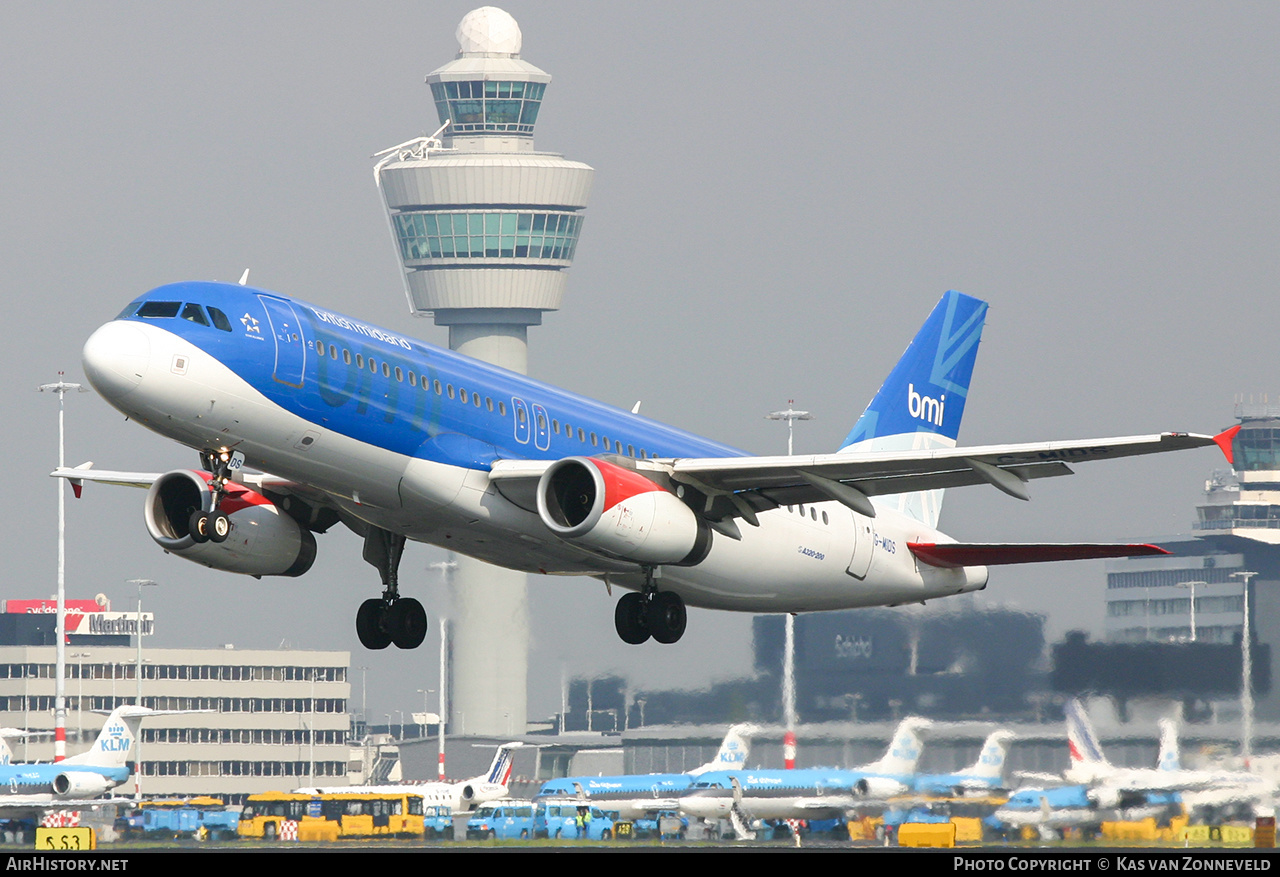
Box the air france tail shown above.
[482,742,522,787]
[1064,698,1110,782]
[863,717,932,775]
[840,290,988,528]
[689,723,758,775]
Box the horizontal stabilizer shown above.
[908,542,1169,568]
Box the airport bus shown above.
[239,791,426,840]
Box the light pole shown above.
[766,402,812,769]
[429,557,456,779]
[1230,570,1257,765]
[1176,581,1208,642]
[39,374,88,762]
[127,578,157,799]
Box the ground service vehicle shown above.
[239,791,425,840]
[467,800,534,840]
[533,799,616,839]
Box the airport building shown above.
[1099,403,1280,719]
[373,7,593,737]
[0,599,351,801]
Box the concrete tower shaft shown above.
[374,7,593,737]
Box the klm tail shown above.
[62,706,144,770]
[690,723,758,775]
[1157,718,1181,772]
[862,717,931,775]
[839,290,988,528]
[963,730,1015,782]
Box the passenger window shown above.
[517,407,526,423]
[343,350,351,365]
[498,401,507,416]
[394,366,403,382]
[577,428,585,442]
[369,358,377,373]
[590,432,598,447]
[460,388,469,404]
[434,380,442,395]
[447,384,455,400]
[473,393,481,408]
[486,397,493,412]
[408,371,416,387]
[382,362,391,378]
[355,355,364,368]
[208,306,233,332]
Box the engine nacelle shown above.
[144,470,316,577]
[53,770,115,798]
[536,457,711,566]
[854,776,910,799]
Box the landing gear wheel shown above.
[648,591,687,644]
[615,592,650,644]
[356,599,392,650]
[388,598,428,650]
[208,510,231,543]
[189,510,210,544]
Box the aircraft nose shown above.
[83,321,150,400]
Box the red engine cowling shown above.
[144,470,316,577]
[536,457,711,566]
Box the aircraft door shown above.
[846,513,874,580]
[512,397,530,445]
[532,403,551,451]
[257,295,306,388]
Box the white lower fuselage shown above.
[87,319,988,612]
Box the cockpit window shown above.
[135,301,181,318]
[181,303,209,326]
[207,306,233,332]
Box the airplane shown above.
[911,729,1014,796]
[297,741,521,814]
[677,717,932,835]
[0,706,185,807]
[533,723,756,820]
[0,730,53,767]
[63,281,1235,649]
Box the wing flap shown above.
[908,542,1170,568]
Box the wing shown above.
[908,542,1170,568]
[491,429,1233,523]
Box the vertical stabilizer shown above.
[61,706,144,769]
[839,290,988,527]
[1064,698,1109,781]
[863,717,931,775]
[964,730,1015,783]
[690,723,758,775]
[1157,718,1181,772]
[481,742,522,787]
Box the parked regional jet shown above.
[0,706,181,808]
[912,729,1014,795]
[298,741,521,814]
[678,717,932,829]
[64,282,1233,648]
[534,723,756,820]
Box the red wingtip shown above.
[1213,424,1241,465]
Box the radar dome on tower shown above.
[456,6,522,56]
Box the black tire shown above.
[614,592,650,644]
[602,829,612,840]
[648,591,687,644]
[264,821,277,840]
[208,510,231,543]
[388,598,428,649]
[189,510,210,544]
[356,599,392,650]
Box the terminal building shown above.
[0,598,351,801]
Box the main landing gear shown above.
[356,528,427,651]
[189,448,241,544]
[614,568,687,645]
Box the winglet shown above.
[1213,425,1241,465]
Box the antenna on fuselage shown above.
[238,269,250,286]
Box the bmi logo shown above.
[907,383,945,427]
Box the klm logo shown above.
[907,384,945,427]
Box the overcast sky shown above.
[2,2,1277,724]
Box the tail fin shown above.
[481,742,522,787]
[62,706,145,769]
[1064,698,1108,773]
[690,723,758,775]
[839,290,988,528]
[1157,718,1181,771]
[862,717,931,775]
[964,730,1015,782]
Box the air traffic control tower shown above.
[374,7,593,735]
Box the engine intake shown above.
[536,457,711,566]
[144,470,316,577]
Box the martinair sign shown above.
[3,600,153,637]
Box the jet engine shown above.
[536,457,711,566]
[144,470,316,577]
[53,771,115,798]
[854,776,910,799]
